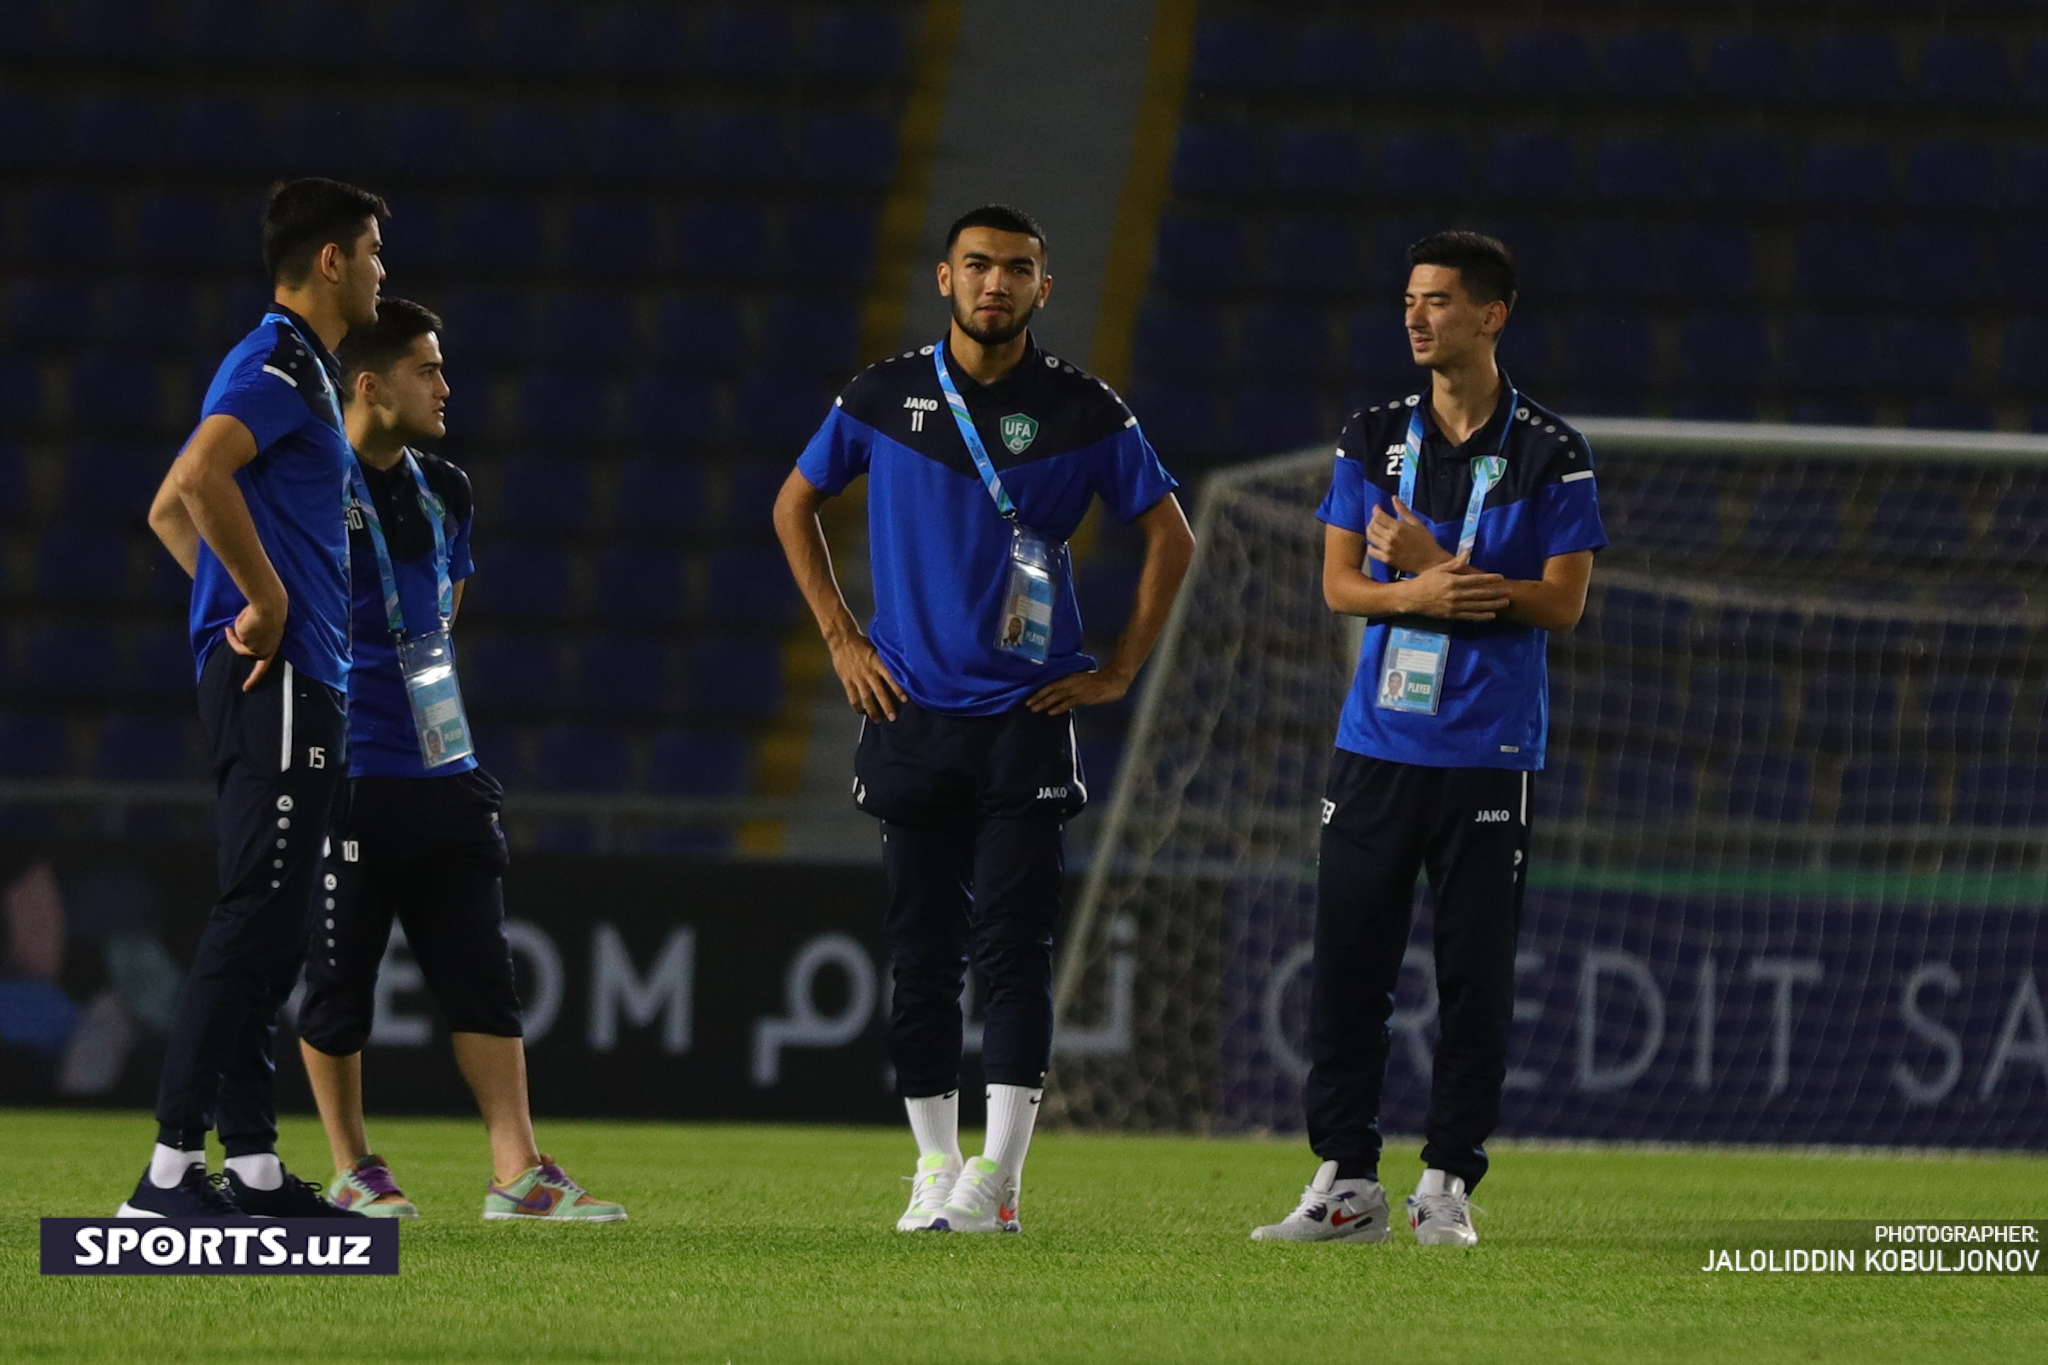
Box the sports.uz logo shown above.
[40,1219,399,1276]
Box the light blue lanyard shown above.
[933,343,1017,519]
[348,450,453,639]
[1399,385,1519,557]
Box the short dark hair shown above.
[263,177,389,286]
[944,204,1047,256]
[336,297,442,396]
[1407,231,1518,311]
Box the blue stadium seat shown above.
[1274,128,1370,198]
[474,544,575,619]
[1866,486,1970,559]
[1172,126,1264,195]
[132,191,238,269]
[732,374,829,449]
[1348,313,1416,388]
[1231,385,1324,456]
[563,199,658,274]
[577,635,672,716]
[1986,484,2048,564]
[1559,313,1654,386]
[800,113,895,187]
[22,624,120,699]
[1368,219,1433,291]
[1954,763,2048,827]
[1126,383,1223,462]
[384,1,481,68]
[1667,226,1755,296]
[69,356,164,433]
[63,447,163,526]
[0,3,55,59]
[494,455,591,535]
[1881,319,1971,389]
[1695,136,1787,204]
[1721,753,1813,822]
[1784,315,1876,389]
[99,281,200,350]
[1390,24,1484,94]
[377,104,473,176]
[128,626,192,699]
[1292,25,1377,94]
[534,724,632,793]
[694,112,787,183]
[1594,748,1697,816]
[722,463,791,530]
[1678,313,1770,386]
[458,632,565,713]
[1134,302,1227,378]
[676,204,771,275]
[1563,667,1681,739]
[456,197,548,266]
[1593,136,1684,202]
[536,291,636,366]
[1802,142,1892,205]
[1798,676,1898,751]
[764,298,858,377]
[1190,20,1286,92]
[648,729,748,796]
[1706,34,1797,100]
[483,105,576,175]
[1495,315,1549,382]
[1906,139,2000,208]
[705,546,800,624]
[1919,36,2011,107]
[70,95,166,167]
[613,459,706,536]
[592,8,688,74]
[591,545,690,623]
[1809,34,1903,104]
[1596,587,1690,653]
[1567,225,1666,299]
[277,99,370,175]
[7,279,94,345]
[94,715,196,782]
[1264,217,1354,290]
[439,291,532,364]
[627,375,718,447]
[809,9,905,79]
[60,0,161,60]
[1153,214,1247,287]
[689,637,784,718]
[1381,134,1468,197]
[787,204,875,280]
[1747,485,1843,558]
[0,714,73,779]
[0,358,43,427]
[704,6,791,77]
[1793,228,1888,301]
[1602,30,1692,97]
[1906,400,1991,431]
[655,296,746,372]
[519,371,611,440]
[1498,28,1590,93]
[0,93,55,166]
[1892,229,1984,305]
[1540,755,1586,821]
[0,444,26,519]
[2001,319,2048,384]
[493,2,585,72]
[171,98,269,172]
[588,107,684,177]
[23,188,114,263]
[2010,146,2048,208]
[1922,680,2016,754]
[1836,760,1937,825]
[1486,133,1575,201]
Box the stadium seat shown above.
[654,297,746,372]
[1667,226,1755,297]
[1190,20,1286,92]
[1695,136,1787,205]
[493,2,586,72]
[70,95,166,168]
[577,634,672,716]
[1919,36,2010,107]
[705,546,800,624]
[808,9,905,79]
[7,279,94,346]
[1568,225,1667,299]
[1809,34,1903,104]
[1231,385,1325,457]
[1721,753,1813,822]
[647,729,748,796]
[1705,34,1797,101]
[1348,314,1416,388]
[800,113,896,188]
[534,724,632,792]
[519,371,612,440]
[62,446,163,526]
[438,291,531,364]
[722,464,789,527]
[375,101,473,174]
[1541,755,1587,820]
[21,624,120,700]
[732,373,829,449]
[23,188,114,263]
[1486,133,1575,201]
[494,454,591,535]
[591,7,688,74]
[1906,400,1991,431]
[483,105,576,175]
[1274,128,1371,198]
[689,637,784,718]
[563,199,658,274]
[457,632,565,713]
[2001,318,2048,384]
[1985,484,2048,564]
[1367,219,1434,291]
[1238,308,1331,379]
[471,544,575,619]
[0,445,26,520]
[1594,748,1697,816]
[1683,669,1783,745]
[1781,316,1876,391]
[704,6,791,77]
[1498,27,1590,93]
[1134,302,1228,378]
[787,205,876,280]
[383,1,482,69]
[694,112,788,183]
[94,715,196,782]
[1568,667,1682,740]
[1880,319,1972,389]
[1905,139,2001,208]
[455,198,547,268]
[1126,383,1223,463]
[1292,25,1377,94]
[1793,228,1888,302]
[1835,760,1938,825]
[677,204,771,276]
[536,291,637,366]
[588,106,684,177]
[99,281,200,350]
[1677,313,1770,386]
[1865,487,1970,560]
[75,353,167,433]
[1747,485,1843,559]
[1593,136,1684,202]
[613,459,706,536]
[128,626,193,699]
[1172,125,1264,195]
[1381,134,1468,197]
[2009,146,2048,208]
[1597,587,1691,654]
[1264,217,1355,291]
[0,93,55,167]
[1390,24,1484,94]
[0,714,73,779]
[1921,680,2016,754]
[1601,29,1692,97]
[1798,676,1898,752]
[1892,229,1985,306]
[171,97,269,172]
[1559,313,1654,386]
[1153,214,1248,288]
[591,545,691,622]
[762,296,857,378]
[627,375,718,448]
[1494,315,1550,384]
[1801,142,1892,205]
[1954,763,2048,827]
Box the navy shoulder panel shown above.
[261,321,340,420]
[414,450,474,523]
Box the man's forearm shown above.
[1499,579,1582,631]
[176,462,286,611]
[1324,569,1417,618]
[149,475,201,577]
[772,487,861,645]
[1099,524,1194,683]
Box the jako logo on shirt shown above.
[1001,414,1038,454]
[1474,809,1513,823]
[1036,785,1069,800]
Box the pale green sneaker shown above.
[896,1153,960,1231]
[935,1155,1019,1233]
[326,1154,418,1218]
[482,1157,626,1222]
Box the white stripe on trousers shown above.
[279,661,295,772]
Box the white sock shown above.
[1416,1168,1462,1196]
[905,1091,962,1165]
[148,1143,203,1189]
[980,1084,1043,1182]
[225,1153,283,1190]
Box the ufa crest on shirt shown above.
[1000,413,1038,454]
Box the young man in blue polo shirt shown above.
[130,178,387,1217]
[773,205,1195,1233]
[293,299,623,1222]
[1252,231,1605,1248]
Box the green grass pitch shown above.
[5,1109,2042,1364]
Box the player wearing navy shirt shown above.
[294,300,622,1222]
[132,178,387,1219]
[774,205,1194,1233]
[1253,232,1605,1249]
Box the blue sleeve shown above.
[1537,438,1607,557]
[449,509,475,582]
[796,403,873,496]
[1315,455,1375,532]
[204,359,312,453]
[1094,427,1179,524]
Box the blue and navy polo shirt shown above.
[797,336,1179,715]
[344,449,476,778]
[188,306,353,691]
[1317,380,1606,771]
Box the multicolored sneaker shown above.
[326,1155,418,1218]
[483,1157,626,1222]
[896,1153,960,1232]
[933,1155,1019,1234]
[1250,1161,1390,1243]
[225,1166,367,1218]
[1408,1168,1481,1247]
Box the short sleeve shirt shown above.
[187,307,354,691]
[1316,381,1606,770]
[343,450,476,778]
[797,336,1178,715]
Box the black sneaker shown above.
[223,1167,368,1218]
[116,1165,244,1218]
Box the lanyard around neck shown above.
[933,342,1017,520]
[1400,385,1519,558]
[349,450,453,639]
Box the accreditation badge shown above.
[396,627,474,767]
[1376,626,1449,716]
[997,525,1059,664]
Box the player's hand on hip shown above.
[829,634,906,721]
[225,598,286,690]
[1027,668,1129,716]
[1366,497,1451,575]
[1399,552,1509,621]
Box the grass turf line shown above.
[4,1110,2043,1364]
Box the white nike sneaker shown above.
[933,1155,1019,1233]
[1407,1168,1480,1246]
[1250,1160,1390,1243]
[896,1153,960,1232]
